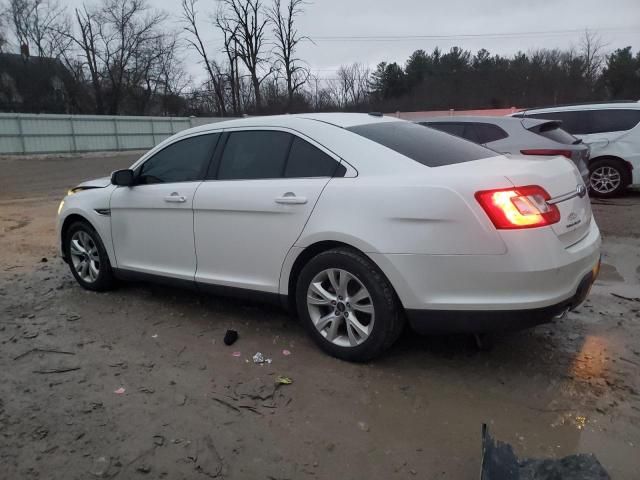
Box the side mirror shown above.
[111,169,135,187]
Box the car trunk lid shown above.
[505,156,592,247]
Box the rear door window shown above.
[217,130,292,180]
[590,109,640,133]
[349,121,494,167]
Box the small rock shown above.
[136,464,151,474]
[175,394,187,406]
[153,435,165,446]
[90,456,111,477]
[357,421,370,432]
[41,257,48,263]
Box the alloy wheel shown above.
[306,268,375,347]
[590,166,621,195]
[69,230,100,283]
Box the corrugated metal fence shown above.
[0,113,227,155]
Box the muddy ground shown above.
[1,152,639,479]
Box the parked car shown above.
[512,101,640,197]
[416,116,590,184]
[57,114,601,361]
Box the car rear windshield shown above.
[347,122,494,167]
[530,122,578,144]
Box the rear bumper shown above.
[406,268,596,334]
[369,218,601,333]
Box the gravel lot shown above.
[1,152,639,479]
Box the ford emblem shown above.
[576,185,587,198]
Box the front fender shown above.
[57,187,117,266]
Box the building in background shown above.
[0,45,76,114]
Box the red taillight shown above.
[475,185,560,229]
[520,149,573,159]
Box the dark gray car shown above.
[416,116,590,183]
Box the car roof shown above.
[518,101,640,115]
[180,112,401,137]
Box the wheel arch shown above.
[284,240,401,313]
[59,213,111,263]
[589,155,633,186]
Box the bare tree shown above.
[267,0,309,110]
[181,0,226,115]
[326,63,371,109]
[580,29,606,91]
[7,0,70,58]
[97,0,167,114]
[217,0,271,112]
[60,0,173,114]
[216,12,240,114]
[68,5,106,113]
[0,11,8,52]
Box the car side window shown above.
[424,122,466,138]
[217,131,293,180]
[285,137,345,178]
[138,134,218,184]
[473,123,509,143]
[528,111,590,135]
[589,109,640,134]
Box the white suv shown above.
[513,102,640,197]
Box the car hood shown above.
[75,176,112,189]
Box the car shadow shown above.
[118,279,583,380]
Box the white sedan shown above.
[57,113,601,361]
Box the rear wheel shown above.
[296,248,404,362]
[589,159,629,198]
[64,221,115,291]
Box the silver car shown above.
[416,116,590,184]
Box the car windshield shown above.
[347,121,495,167]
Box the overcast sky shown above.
[66,0,640,83]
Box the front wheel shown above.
[64,221,115,291]
[589,159,629,198]
[296,248,404,362]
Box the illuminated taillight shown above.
[520,149,573,159]
[475,185,560,229]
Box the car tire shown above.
[296,247,404,362]
[63,221,115,291]
[588,159,630,198]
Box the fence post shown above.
[169,118,175,134]
[69,115,78,153]
[113,117,121,150]
[150,118,156,146]
[189,117,195,128]
[16,114,27,154]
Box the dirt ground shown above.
[1,151,639,479]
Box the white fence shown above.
[0,113,228,155]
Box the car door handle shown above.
[164,193,186,203]
[275,193,307,205]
